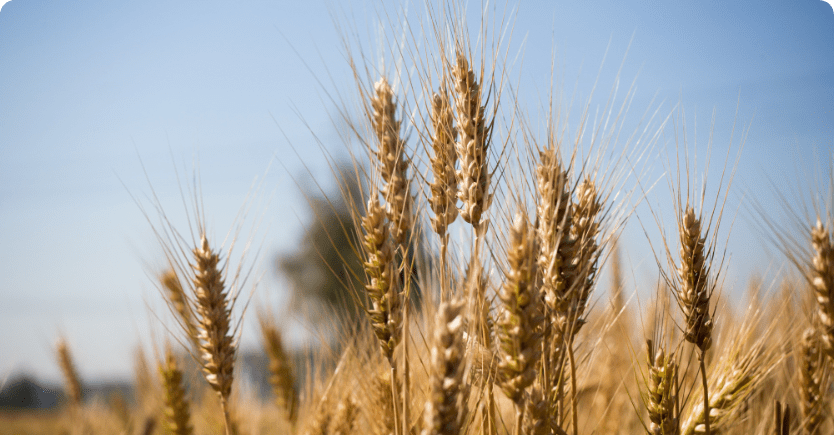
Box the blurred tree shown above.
[277,164,367,329]
[277,163,425,333]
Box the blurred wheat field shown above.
[4,2,833,435]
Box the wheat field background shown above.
[1,1,833,434]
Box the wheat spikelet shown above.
[811,219,834,357]
[452,50,490,228]
[361,190,401,363]
[676,206,713,352]
[159,348,194,435]
[497,212,543,405]
[799,328,827,434]
[422,299,466,435]
[56,338,83,407]
[428,87,459,238]
[370,77,412,248]
[646,341,678,435]
[259,316,298,423]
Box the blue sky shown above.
[1,0,832,384]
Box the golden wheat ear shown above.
[811,219,834,358]
[422,299,466,435]
[258,314,298,424]
[645,340,678,435]
[189,233,237,434]
[497,211,544,435]
[672,205,715,435]
[799,328,828,434]
[158,347,194,435]
[452,49,491,232]
[56,337,83,407]
[360,186,400,365]
[428,86,459,241]
[370,76,413,252]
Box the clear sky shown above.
[1,0,832,384]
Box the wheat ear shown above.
[259,316,298,424]
[681,345,767,435]
[158,348,194,435]
[646,340,678,435]
[371,77,412,249]
[161,268,199,351]
[428,87,459,240]
[677,206,713,352]
[563,176,602,333]
[422,299,467,435]
[799,328,827,434]
[330,395,359,435]
[452,50,490,231]
[535,142,573,425]
[497,212,542,404]
[676,206,713,435]
[361,190,401,364]
[811,219,834,357]
[56,338,83,407]
[191,234,236,434]
[497,212,543,434]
